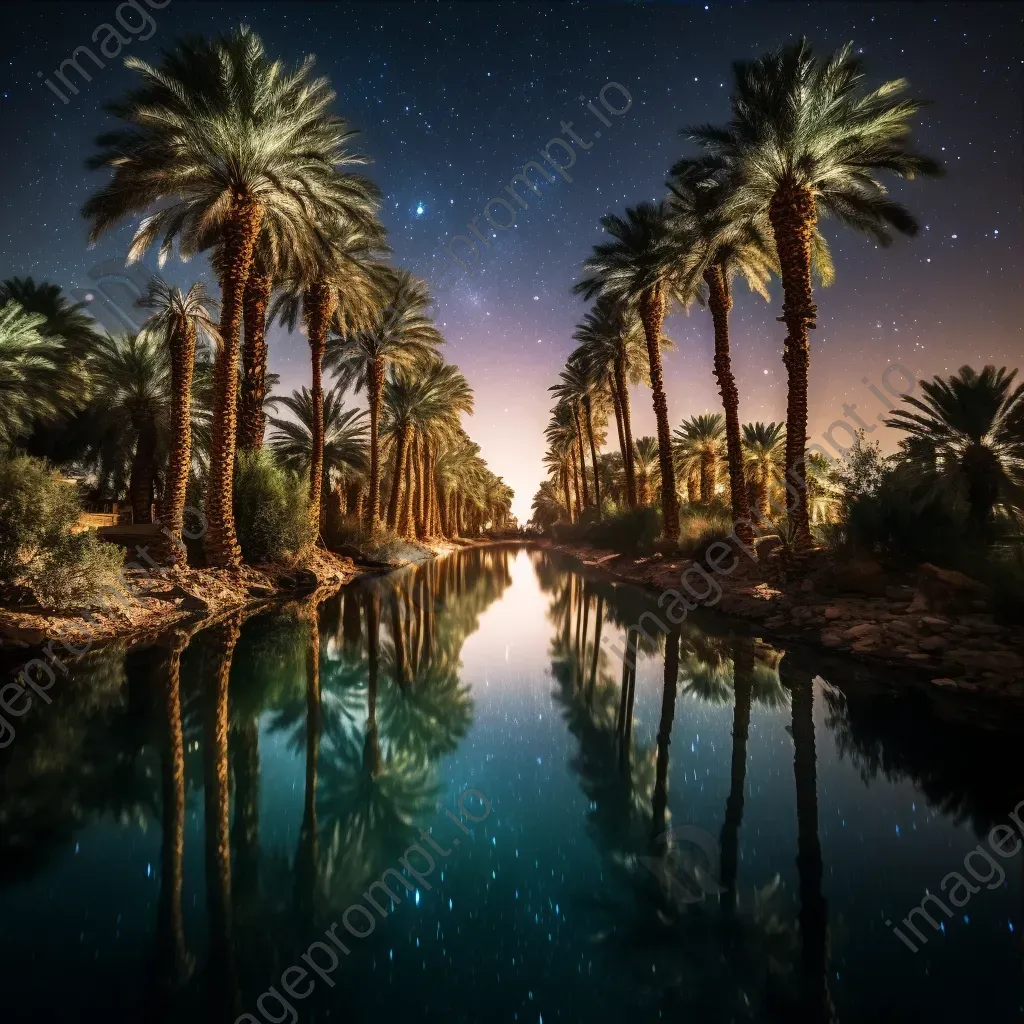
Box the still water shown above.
[1,545,1022,1023]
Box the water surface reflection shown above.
[1,546,1022,1022]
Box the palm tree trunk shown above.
[570,446,583,519]
[571,404,591,510]
[160,319,197,564]
[367,358,385,530]
[414,435,427,538]
[769,181,817,551]
[687,467,701,504]
[700,450,716,503]
[651,627,680,840]
[365,591,382,776]
[639,285,679,541]
[705,266,754,544]
[756,476,771,522]
[583,395,602,518]
[387,424,410,530]
[157,635,191,987]
[720,637,754,913]
[588,594,603,700]
[399,441,415,538]
[422,439,433,537]
[561,467,573,523]
[206,198,263,568]
[614,358,638,507]
[239,270,272,452]
[130,412,158,524]
[304,282,335,529]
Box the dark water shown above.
[2,545,1023,1023]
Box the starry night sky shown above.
[2,0,1021,520]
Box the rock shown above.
[821,630,844,648]
[832,557,889,597]
[764,615,787,629]
[917,635,950,652]
[905,652,932,661]
[931,677,959,688]
[756,537,784,558]
[799,578,815,593]
[916,563,993,614]
[247,584,276,598]
[823,605,846,621]
[906,591,930,613]
[949,625,972,639]
[159,585,210,612]
[918,615,951,632]
[851,638,880,653]
[843,622,882,640]
[0,623,47,645]
[886,585,916,602]
[968,622,1005,636]
[947,648,1024,674]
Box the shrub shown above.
[0,453,124,610]
[233,451,316,565]
[676,503,736,560]
[586,505,661,555]
[27,531,125,611]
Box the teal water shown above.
[1,545,1022,1023]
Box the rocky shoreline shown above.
[544,540,1024,701]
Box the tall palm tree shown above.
[327,268,442,530]
[87,332,170,523]
[551,358,604,516]
[268,384,369,515]
[688,39,942,548]
[137,281,219,560]
[84,26,371,566]
[742,421,786,522]
[885,365,1024,536]
[572,298,650,508]
[667,159,782,542]
[576,202,685,540]
[0,301,65,449]
[273,218,387,527]
[673,413,725,504]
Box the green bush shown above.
[676,503,736,560]
[0,453,124,610]
[584,505,661,555]
[233,450,316,564]
[27,531,125,611]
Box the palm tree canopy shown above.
[686,38,943,246]
[326,268,442,389]
[0,301,67,448]
[673,413,726,462]
[268,385,369,480]
[136,279,221,352]
[574,200,687,304]
[885,364,1024,521]
[83,25,379,266]
[0,277,104,361]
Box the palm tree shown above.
[87,332,170,523]
[137,281,219,560]
[84,26,370,567]
[885,365,1024,536]
[667,159,782,542]
[545,405,584,521]
[272,218,387,528]
[572,298,650,508]
[550,360,598,513]
[633,436,661,507]
[0,301,65,449]
[268,384,369,519]
[327,268,442,529]
[576,202,685,540]
[688,39,942,548]
[673,413,725,504]
[742,421,786,522]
